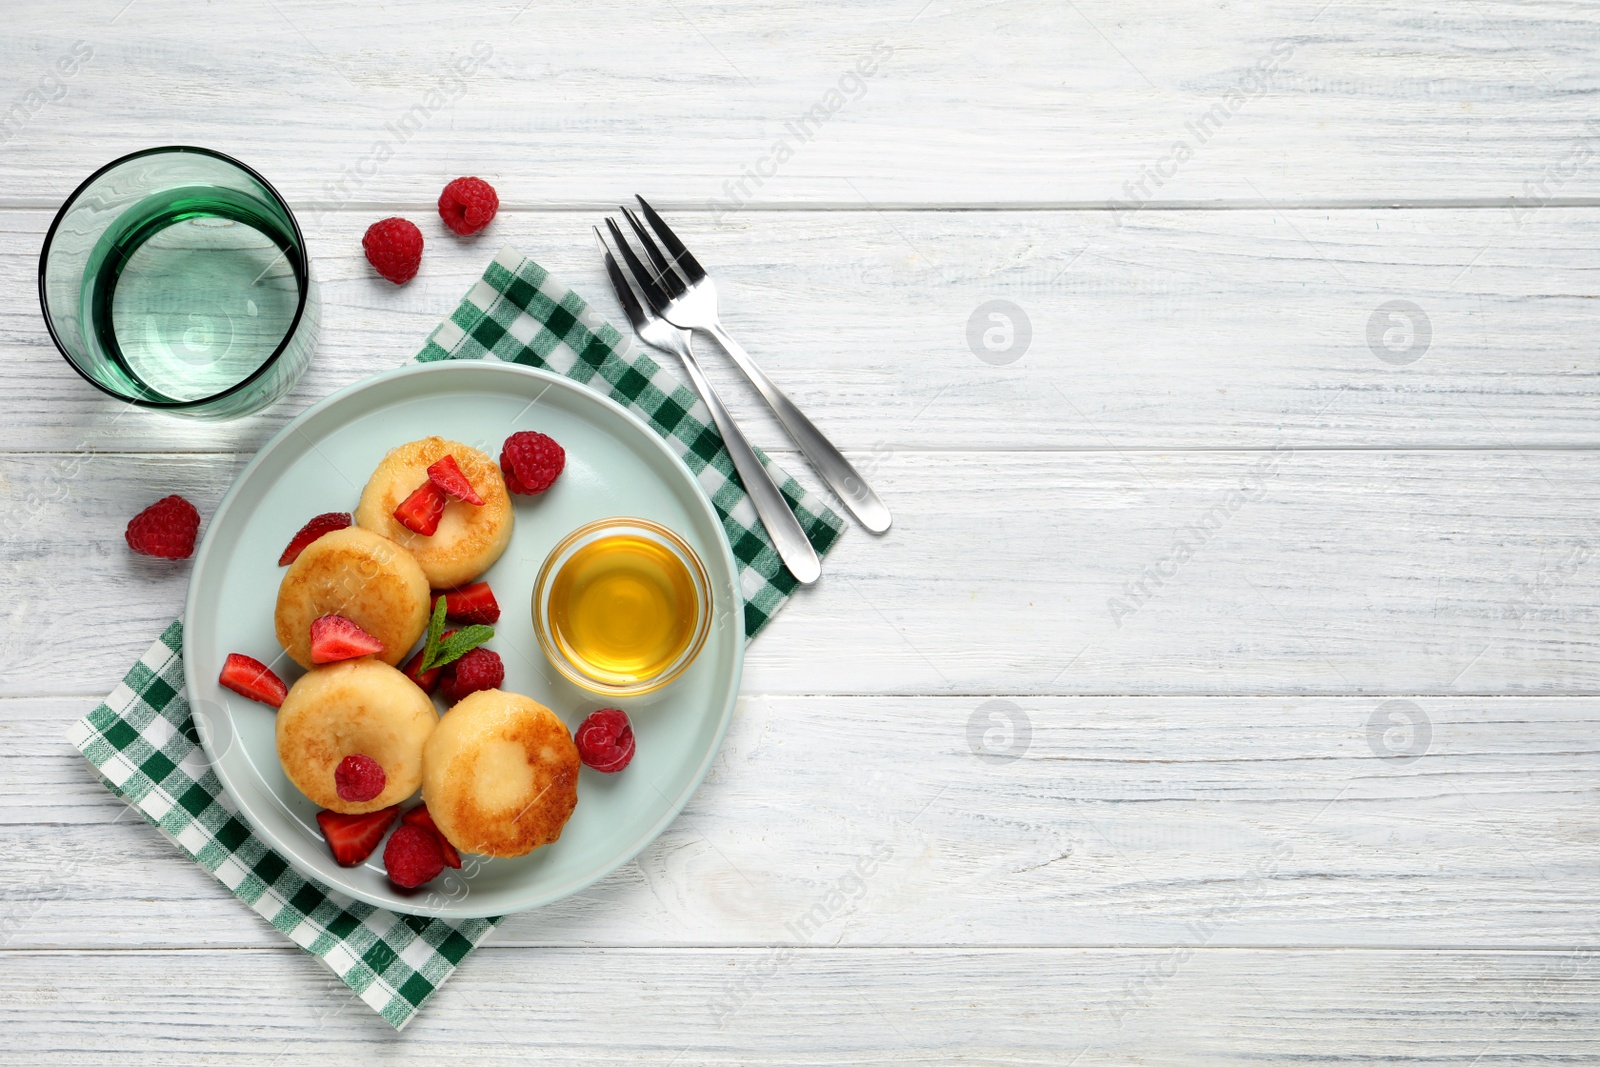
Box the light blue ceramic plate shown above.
[184,361,743,918]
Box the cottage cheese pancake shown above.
[276,659,439,814]
[421,689,579,858]
[354,436,513,588]
[274,526,430,669]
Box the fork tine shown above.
[635,196,707,283]
[594,227,650,335]
[620,206,687,299]
[604,216,672,318]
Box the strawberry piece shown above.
[218,653,288,709]
[309,614,385,664]
[316,805,399,866]
[426,454,484,506]
[335,754,387,803]
[401,646,442,694]
[383,824,445,888]
[393,480,447,535]
[279,512,352,566]
[402,804,463,869]
[430,582,500,625]
[401,629,455,694]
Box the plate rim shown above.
[183,359,744,917]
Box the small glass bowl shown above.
[532,517,712,697]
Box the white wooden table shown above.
[4,1,1599,1061]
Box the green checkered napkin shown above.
[68,620,487,1029]
[68,247,845,1029]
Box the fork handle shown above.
[676,340,821,584]
[704,324,893,534]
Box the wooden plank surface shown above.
[3,0,1599,1060]
[6,448,1600,698]
[1,1,1598,206]
[7,205,1600,453]
[4,694,1597,951]
[1,947,1596,1064]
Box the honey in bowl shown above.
[543,527,704,689]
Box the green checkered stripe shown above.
[417,246,844,637]
[67,625,494,1031]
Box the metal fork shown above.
[622,197,893,534]
[596,223,822,584]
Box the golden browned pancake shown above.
[274,526,430,670]
[353,436,513,589]
[421,689,579,857]
[276,659,439,814]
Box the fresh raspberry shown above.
[334,754,387,803]
[499,431,565,495]
[575,708,635,773]
[401,804,463,869]
[362,217,423,284]
[501,465,528,495]
[125,495,201,559]
[383,824,445,888]
[439,647,504,703]
[437,176,499,236]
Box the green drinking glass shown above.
[39,146,318,419]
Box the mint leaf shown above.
[424,624,494,671]
[420,595,448,668]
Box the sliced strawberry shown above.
[309,614,385,664]
[401,646,443,693]
[401,629,455,694]
[426,454,484,506]
[429,582,501,625]
[218,653,288,708]
[316,804,399,866]
[401,804,463,868]
[278,512,352,566]
[393,480,448,535]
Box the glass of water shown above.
[39,146,318,420]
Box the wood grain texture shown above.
[4,0,1600,1058]
[0,947,1595,1064]
[6,449,1600,697]
[1,0,1598,206]
[6,205,1600,453]
[4,694,1597,951]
